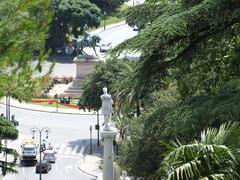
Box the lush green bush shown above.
[0,117,18,140]
[117,90,240,178]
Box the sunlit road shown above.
[0,104,103,180]
[44,23,138,77]
[1,19,137,180]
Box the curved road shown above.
[0,103,103,180]
[1,22,136,180]
[44,23,138,77]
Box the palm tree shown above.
[112,60,148,116]
[155,122,240,180]
[112,103,133,139]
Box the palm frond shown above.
[155,122,240,179]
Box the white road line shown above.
[79,144,85,156]
[57,144,66,154]
[57,154,82,159]
[64,146,72,155]
[53,143,60,151]
[54,164,58,171]
[64,164,72,174]
[22,167,25,175]
[72,145,79,155]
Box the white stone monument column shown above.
[101,87,117,180]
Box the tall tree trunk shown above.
[136,100,141,117]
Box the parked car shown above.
[99,42,112,52]
[35,160,51,173]
[43,150,56,163]
[133,25,140,31]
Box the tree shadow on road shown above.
[68,139,103,156]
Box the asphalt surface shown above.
[43,23,138,77]
[1,21,137,180]
[0,102,104,180]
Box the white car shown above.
[133,25,139,31]
[43,149,56,163]
[100,42,112,52]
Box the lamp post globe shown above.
[30,127,51,180]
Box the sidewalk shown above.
[78,154,103,179]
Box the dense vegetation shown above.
[0,117,18,175]
[46,0,126,50]
[80,0,240,179]
[0,0,53,175]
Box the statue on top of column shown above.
[101,87,113,130]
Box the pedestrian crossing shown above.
[52,143,85,157]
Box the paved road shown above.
[1,20,137,180]
[44,23,138,77]
[0,104,103,180]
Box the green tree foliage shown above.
[122,2,167,29]
[0,0,53,102]
[113,0,240,96]
[78,58,126,110]
[0,116,18,175]
[112,103,134,139]
[156,122,240,179]
[47,0,101,49]
[0,0,53,175]
[89,0,126,15]
[112,60,150,116]
[117,90,240,178]
[79,58,150,114]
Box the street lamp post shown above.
[5,96,10,120]
[89,125,92,155]
[31,127,50,180]
[55,94,59,112]
[4,95,10,173]
[103,11,106,30]
[97,109,100,147]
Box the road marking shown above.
[80,145,85,155]
[57,154,82,159]
[72,145,79,155]
[64,146,72,155]
[22,167,25,175]
[54,164,58,171]
[53,143,60,150]
[65,164,72,174]
[57,144,66,154]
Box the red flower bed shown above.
[32,99,54,103]
[31,99,80,109]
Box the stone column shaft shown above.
[103,136,114,180]
[102,130,117,180]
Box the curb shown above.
[78,163,98,179]
[93,21,127,35]
[77,145,102,179]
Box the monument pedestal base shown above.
[64,56,99,96]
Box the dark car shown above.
[35,160,51,173]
